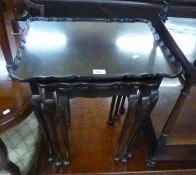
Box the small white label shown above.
[2,109,11,115]
[93,69,106,75]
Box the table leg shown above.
[113,93,140,161]
[43,99,62,166]
[121,95,150,163]
[0,138,22,175]
[0,8,13,66]
[66,98,71,126]
[119,96,126,115]
[31,95,54,162]
[121,90,159,163]
[159,90,188,144]
[56,95,70,165]
[5,0,20,34]
[107,96,117,124]
[114,95,122,121]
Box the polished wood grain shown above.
[158,17,196,139]
[162,91,187,136]
[0,12,31,133]
[167,90,196,144]
[0,9,32,174]
[5,0,20,34]
[0,7,13,65]
[12,18,180,81]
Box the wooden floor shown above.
[1,19,196,175]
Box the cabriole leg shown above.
[43,99,62,166]
[113,93,140,161]
[119,96,126,115]
[31,95,54,162]
[107,96,117,124]
[66,98,71,126]
[122,90,159,163]
[114,96,122,121]
[121,95,150,163]
[56,95,71,165]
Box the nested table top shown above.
[10,18,181,82]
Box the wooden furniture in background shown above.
[143,16,196,165]
[4,0,21,34]
[2,0,44,34]
[0,5,33,174]
[0,3,13,66]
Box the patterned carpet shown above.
[0,113,40,175]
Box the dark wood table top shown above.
[9,18,181,82]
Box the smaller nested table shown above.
[8,17,181,166]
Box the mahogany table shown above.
[8,17,181,166]
[142,17,196,165]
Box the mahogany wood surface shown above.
[12,18,180,81]
[0,7,13,65]
[157,17,196,141]
[0,13,31,133]
[0,10,32,174]
[5,0,20,34]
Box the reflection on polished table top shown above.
[10,18,180,81]
[166,17,196,65]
